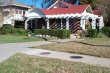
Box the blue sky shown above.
[16,0,42,8]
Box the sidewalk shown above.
[22,49,110,68]
[0,38,110,68]
[0,39,77,63]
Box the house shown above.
[25,0,104,33]
[0,0,31,28]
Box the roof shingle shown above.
[41,4,89,15]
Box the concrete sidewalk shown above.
[22,49,110,68]
[0,39,75,63]
[0,38,110,68]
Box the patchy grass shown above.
[0,35,58,44]
[0,53,110,73]
[35,38,110,58]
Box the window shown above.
[19,10,22,14]
[15,9,18,14]
[23,11,25,14]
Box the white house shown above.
[0,0,31,28]
[25,0,104,33]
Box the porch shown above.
[25,13,104,33]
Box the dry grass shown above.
[35,38,110,58]
[0,53,110,73]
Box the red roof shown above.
[41,4,89,15]
[93,10,103,16]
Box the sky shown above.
[16,0,42,8]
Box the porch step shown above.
[70,34,80,39]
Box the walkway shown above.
[0,39,110,68]
[23,49,110,68]
[0,39,73,63]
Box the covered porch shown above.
[25,10,104,33]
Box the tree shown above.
[96,0,110,18]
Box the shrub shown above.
[101,27,110,37]
[0,28,2,35]
[15,28,28,36]
[0,24,15,34]
[34,29,70,39]
[87,29,98,38]
[34,29,48,36]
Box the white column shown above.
[80,19,85,30]
[92,19,96,29]
[25,18,31,30]
[66,18,69,30]
[99,16,104,29]
[46,19,50,29]
[61,19,63,29]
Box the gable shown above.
[84,5,93,14]
[47,1,74,9]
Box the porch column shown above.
[25,18,31,30]
[46,19,50,29]
[99,16,104,29]
[92,19,96,29]
[80,19,85,30]
[66,18,69,30]
[61,18,63,29]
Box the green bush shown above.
[0,28,2,35]
[101,27,110,37]
[34,29,70,39]
[87,29,98,38]
[15,28,28,36]
[0,24,15,34]
[34,29,48,35]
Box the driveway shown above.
[0,39,73,63]
[0,41,55,63]
[1,39,110,68]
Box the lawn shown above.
[35,38,110,58]
[0,53,110,73]
[0,35,58,44]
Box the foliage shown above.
[34,29,71,39]
[97,0,110,18]
[34,29,48,35]
[101,27,110,37]
[0,24,15,34]
[87,29,98,38]
[15,28,28,36]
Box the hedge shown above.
[101,27,110,37]
[0,24,28,36]
[0,24,16,34]
[87,29,98,38]
[15,28,28,36]
[34,29,71,39]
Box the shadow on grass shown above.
[72,41,110,48]
[48,40,61,43]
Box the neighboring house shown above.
[0,0,31,28]
[25,0,104,33]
